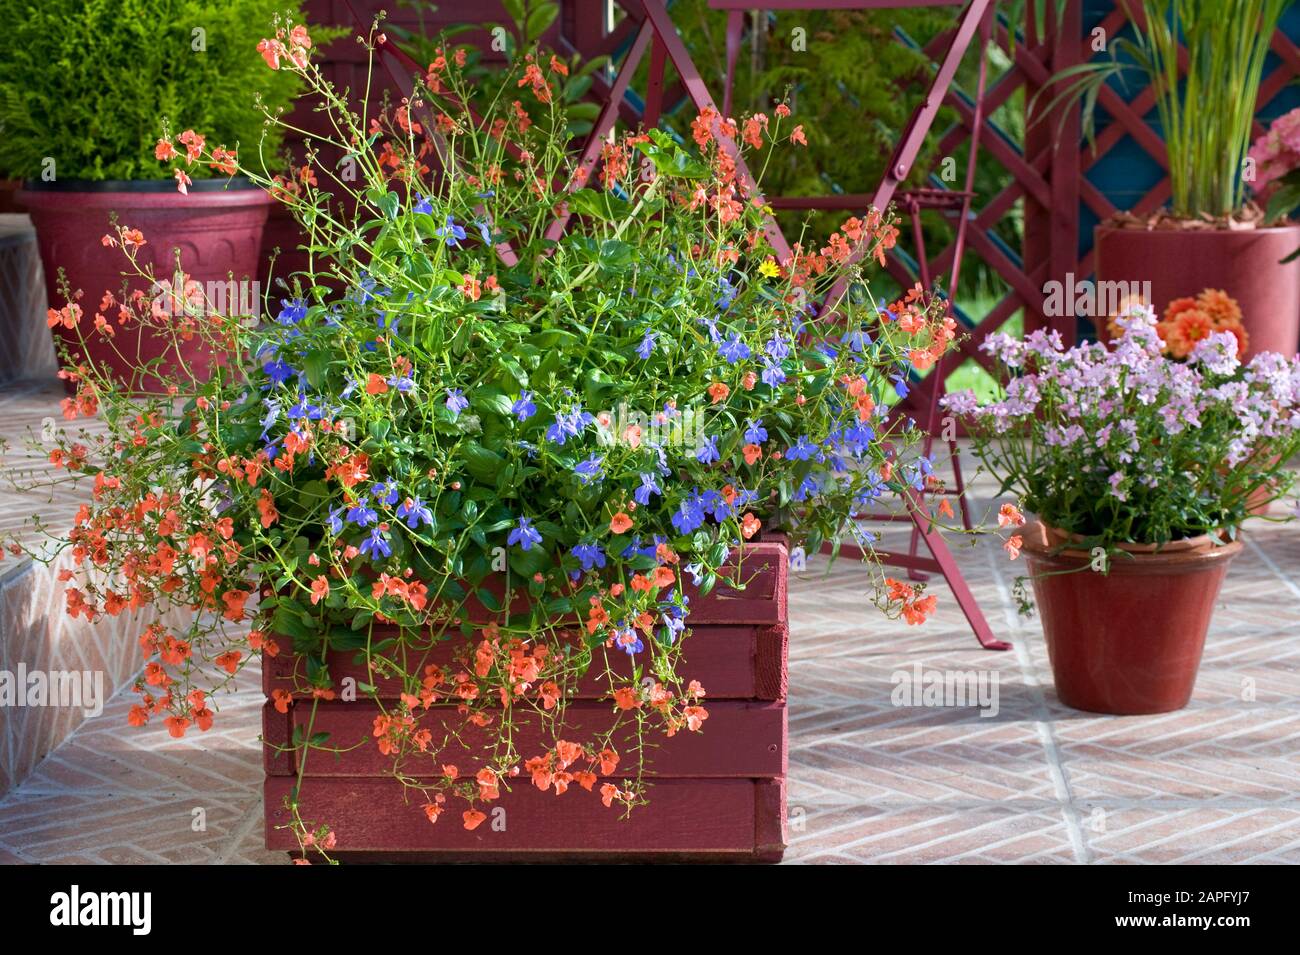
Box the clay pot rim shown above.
[1021,521,1243,572]
[19,176,261,194]
[16,181,274,211]
[1094,219,1300,238]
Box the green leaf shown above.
[462,443,506,482]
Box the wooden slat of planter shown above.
[271,699,787,779]
[688,539,788,625]
[262,701,293,777]
[265,623,785,702]
[756,624,787,701]
[754,777,787,863]
[264,775,785,860]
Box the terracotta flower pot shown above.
[17,178,272,388]
[1021,522,1242,715]
[1094,222,1300,359]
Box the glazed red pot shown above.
[1094,222,1300,359]
[17,179,273,388]
[1022,522,1242,715]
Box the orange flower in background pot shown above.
[1161,307,1215,358]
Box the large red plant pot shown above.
[1094,223,1300,359]
[18,179,272,388]
[1022,523,1242,716]
[262,537,790,862]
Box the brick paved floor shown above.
[1,378,1298,864]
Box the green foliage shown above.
[1044,0,1289,218]
[393,0,608,139]
[667,4,952,239]
[0,0,320,181]
[15,23,962,854]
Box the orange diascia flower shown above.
[707,381,730,404]
[609,512,633,534]
[462,809,487,830]
[1003,535,1023,561]
[310,575,330,605]
[221,589,250,622]
[257,488,279,528]
[612,686,639,710]
[901,595,937,625]
[997,503,1025,528]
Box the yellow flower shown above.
[757,259,780,278]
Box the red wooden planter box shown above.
[262,537,789,862]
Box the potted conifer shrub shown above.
[0,0,322,387]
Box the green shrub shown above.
[0,0,319,181]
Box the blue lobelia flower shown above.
[716,275,738,310]
[263,359,295,387]
[744,419,767,444]
[765,335,791,360]
[387,368,416,393]
[786,435,820,461]
[842,328,872,353]
[794,473,822,502]
[446,389,469,418]
[511,391,536,422]
[620,534,663,561]
[701,489,730,521]
[396,496,434,530]
[413,193,434,215]
[259,399,281,439]
[347,503,378,527]
[659,594,689,644]
[634,472,661,506]
[359,527,392,560]
[574,454,604,485]
[571,541,606,572]
[718,333,750,364]
[371,480,399,506]
[695,434,720,464]
[856,472,887,506]
[277,298,308,325]
[671,492,707,535]
[613,624,644,656]
[435,215,467,248]
[327,506,346,535]
[288,391,323,421]
[508,516,543,551]
[545,408,594,445]
[636,330,657,360]
[761,360,786,387]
